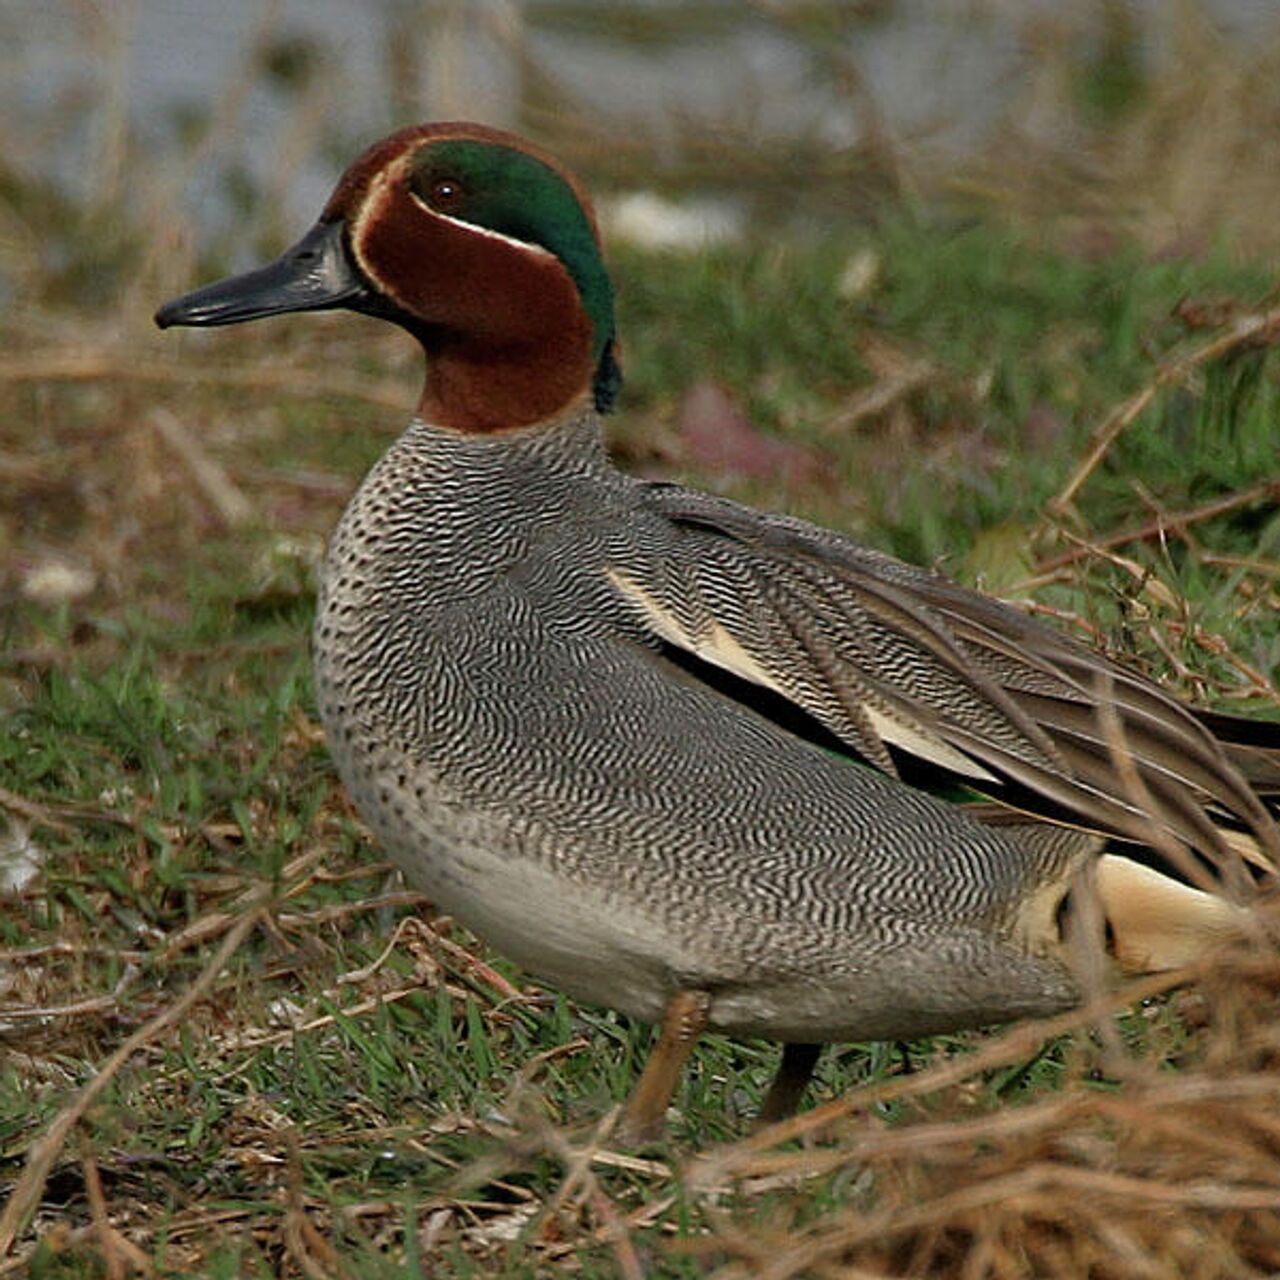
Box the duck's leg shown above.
[757,1042,822,1127]
[615,989,710,1145]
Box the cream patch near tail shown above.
[1095,853,1248,972]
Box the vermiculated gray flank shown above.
[315,408,1081,1043]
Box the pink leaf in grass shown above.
[678,381,823,486]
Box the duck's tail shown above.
[971,805,1256,977]
[1192,707,1280,803]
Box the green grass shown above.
[3,211,1279,1274]
[615,221,1279,556]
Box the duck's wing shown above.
[613,483,1280,882]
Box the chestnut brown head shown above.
[157,123,620,433]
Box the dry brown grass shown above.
[681,920,1280,1278]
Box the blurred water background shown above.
[4,0,1280,295]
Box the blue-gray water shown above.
[2,0,1278,239]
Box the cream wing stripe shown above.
[606,567,999,783]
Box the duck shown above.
[155,122,1280,1143]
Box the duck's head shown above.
[156,122,620,433]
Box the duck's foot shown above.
[756,1042,822,1129]
[614,989,710,1146]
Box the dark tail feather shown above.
[1192,708,1280,801]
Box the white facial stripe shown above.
[348,167,395,287]
[405,188,557,261]
[347,160,568,320]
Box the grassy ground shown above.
[6,7,1280,1263]
[3,200,1279,1276]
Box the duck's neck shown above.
[323,403,613,602]
[404,399,611,476]
[419,347,597,432]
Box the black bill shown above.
[154,219,368,329]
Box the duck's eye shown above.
[429,178,464,210]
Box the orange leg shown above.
[615,989,710,1145]
[757,1042,822,1127]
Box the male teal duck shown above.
[156,122,1280,1142]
